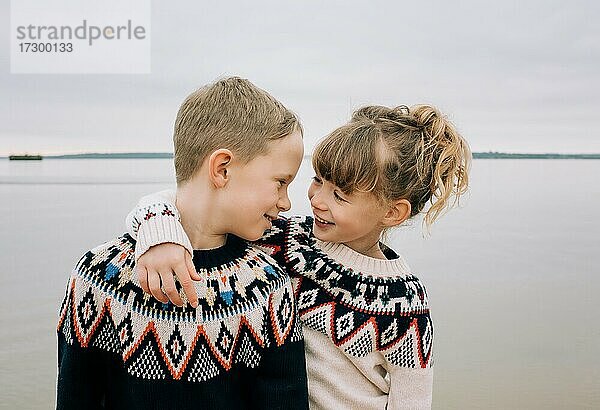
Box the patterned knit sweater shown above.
[126,190,434,410]
[57,232,308,410]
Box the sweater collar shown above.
[315,239,412,277]
[192,234,248,269]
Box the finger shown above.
[175,262,198,308]
[186,256,201,282]
[160,270,184,307]
[148,269,169,303]
[137,264,150,295]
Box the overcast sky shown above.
[1,0,599,155]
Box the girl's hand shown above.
[135,243,201,308]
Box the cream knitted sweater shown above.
[126,190,434,409]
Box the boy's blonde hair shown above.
[312,104,471,230]
[174,77,302,184]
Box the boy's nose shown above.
[277,192,291,212]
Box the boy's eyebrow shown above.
[278,174,294,182]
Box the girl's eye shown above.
[312,176,322,184]
[278,180,286,187]
[334,191,346,202]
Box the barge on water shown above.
[9,155,43,160]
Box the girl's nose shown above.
[310,189,327,211]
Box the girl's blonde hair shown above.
[312,104,471,230]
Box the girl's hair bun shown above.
[351,105,410,123]
[410,105,447,141]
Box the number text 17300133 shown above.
[18,43,73,53]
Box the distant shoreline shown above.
[472,152,600,160]
[2,152,600,160]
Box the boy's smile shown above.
[224,130,304,240]
[176,129,303,249]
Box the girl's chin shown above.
[313,224,336,242]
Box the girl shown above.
[127,104,470,409]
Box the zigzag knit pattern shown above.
[57,233,302,382]
[256,216,434,369]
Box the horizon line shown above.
[3,151,600,159]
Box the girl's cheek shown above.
[307,183,316,199]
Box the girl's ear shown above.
[382,199,412,227]
[208,149,233,188]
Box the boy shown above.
[56,77,308,409]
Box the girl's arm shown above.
[125,190,292,307]
[385,364,433,409]
[125,189,200,307]
[125,189,193,259]
[384,304,434,409]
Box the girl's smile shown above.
[308,176,390,258]
[313,214,334,228]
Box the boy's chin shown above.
[246,233,264,242]
[237,227,266,242]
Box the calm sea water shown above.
[1,158,599,409]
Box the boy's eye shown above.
[278,180,287,187]
[312,176,322,184]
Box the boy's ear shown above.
[208,149,233,188]
[381,199,412,228]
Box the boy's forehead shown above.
[265,132,303,155]
[263,157,301,175]
[262,131,303,173]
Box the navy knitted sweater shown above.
[56,233,308,410]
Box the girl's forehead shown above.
[315,174,377,200]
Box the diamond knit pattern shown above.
[57,233,301,382]
[255,216,434,369]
